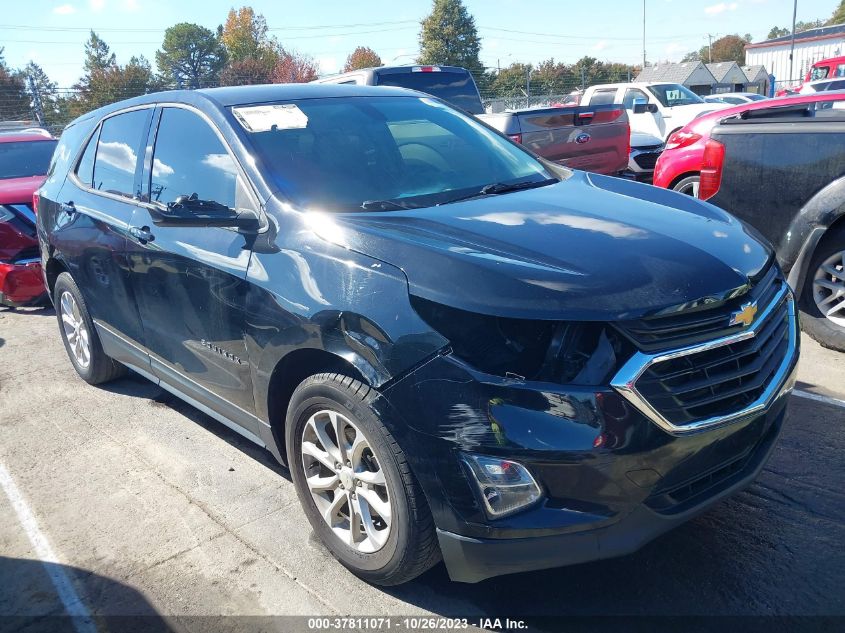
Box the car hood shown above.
[0,175,45,205]
[324,171,773,321]
[630,131,664,147]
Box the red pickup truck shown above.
[0,128,57,307]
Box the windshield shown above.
[237,96,554,212]
[375,71,484,114]
[647,84,704,107]
[0,140,57,179]
[811,66,830,81]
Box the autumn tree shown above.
[709,35,749,64]
[343,46,382,72]
[418,0,482,72]
[219,58,272,86]
[271,49,319,83]
[221,7,274,64]
[156,23,227,88]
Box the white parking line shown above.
[0,462,96,633]
[793,389,845,409]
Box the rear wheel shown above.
[286,373,440,585]
[800,229,845,351]
[54,272,126,384]
[673,175,700,197]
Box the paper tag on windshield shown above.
[232,104,308,132]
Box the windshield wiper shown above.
[439,178,557,206]
[360,199,418,211]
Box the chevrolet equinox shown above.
[37,85,799,585]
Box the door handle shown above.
[129,225,155,243]
[60,201,76,216]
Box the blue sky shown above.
[1,0,838,86]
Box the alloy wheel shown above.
[300,409,392,553]
[60,291,91,368]
[677,178,700,197]
[812,250,845,328]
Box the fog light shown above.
[462,454,543,519]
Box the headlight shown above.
[462,453,543,519]
[410,296,631,385]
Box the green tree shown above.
[490,62,532,97]
[0,66,31,120]
[83,30,116,74]
[532,58,571,94]
[156,23,227,88]
[418,0,482,72]
[343,46,382,72]
[22,62,59,126]
[829,0,845,24]
[72,55,155,116]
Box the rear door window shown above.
[588,89,618,106]
[76,129,99,187]
[92,109,152,198]
[375,70,483,114]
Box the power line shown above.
[0,19,419,33]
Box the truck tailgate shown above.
[516,106,629,175]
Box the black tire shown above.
[672,174,700,197]
[800,228,845,352]
[286,372,440,585]
[54,272,126,385]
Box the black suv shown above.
[37,84,799,585]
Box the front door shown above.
[126,106,259,431]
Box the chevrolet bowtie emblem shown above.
[729,302,758,328]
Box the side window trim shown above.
[74,123,102,186]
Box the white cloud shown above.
[96,141,136,175]
[593,40,608,52]
[89,0,104,10]
[53,4,76,14]
[152,158,173,178]
[201,153,236,175]
[705,2,738,15]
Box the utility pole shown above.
[708,34,714,63]
[27,75,45,127]
[789,0,798,82]
[642,0,647,68]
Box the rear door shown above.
[126,105,260,430]
[53,107,152,371]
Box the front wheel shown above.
[800,230,845,351]
[672,175,700,197]
[286,373,440,585]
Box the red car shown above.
[653,93,845,197]
[0,129,57,307]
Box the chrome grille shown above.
[611,276,798,434]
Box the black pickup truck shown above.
[707,98,845,350]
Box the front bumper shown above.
[0,259,47,307]
[382,303,799,582]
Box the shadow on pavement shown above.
[0,555,172,632]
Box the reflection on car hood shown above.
[331,171,773,321]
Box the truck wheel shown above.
[673,175,700,197]
[54,272,126,384]
[286,373,441,585]
[800,229,845,352]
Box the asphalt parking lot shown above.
[1,304,844,632]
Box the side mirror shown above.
[148,199,260,231]
[633,102,658,114]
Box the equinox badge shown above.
[729,302,758,328]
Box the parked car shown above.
[797,78,845,94]
[624,131,664,181]
[776,54,845,95]
[700,99,845,351]
[0,128,56,307]
[580,82,727,141]
[478,105,630,175]
[704,92,769,105]
[313,64,484,114]
[653,92,845,196]
[38,84,798,585]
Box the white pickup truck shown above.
[581,82,727,141]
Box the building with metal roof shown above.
[745,23,845,84]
